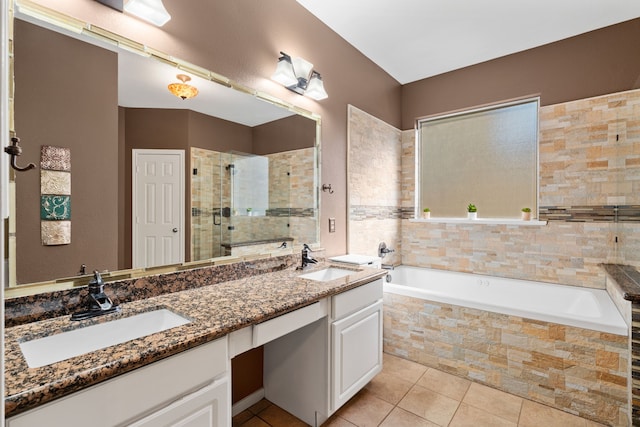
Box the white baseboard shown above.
[231,388,265,417]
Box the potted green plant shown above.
[467,203,477,220]
[422,208,431,219]
[246,207,252,216]
[521,207,532,221]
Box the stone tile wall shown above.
[538,91,640,207]
[398,89,640,287]
[347,105,402,264]
[383,292,629,426]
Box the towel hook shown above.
[322,184,334,194]
[4,137,36,172]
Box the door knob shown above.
[172,228,178,233]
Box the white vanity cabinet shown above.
[330,279,384,410]
[263,278,383,426]
[6,337,230,427]
[7,277,384,427]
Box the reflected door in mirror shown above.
[132,150,185,268]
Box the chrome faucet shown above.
[297,243,317,270]
[71,271,120,321]
[88,271,114,311]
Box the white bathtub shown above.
[383,266,627,335]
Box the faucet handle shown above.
[88,270,105,294]
[303,243,313,252]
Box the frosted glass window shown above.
[419,98,538,218]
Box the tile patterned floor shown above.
[233,353,607,427]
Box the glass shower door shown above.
[190,148,224,261]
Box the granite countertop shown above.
[601,263,640,302]
[5,262,386,418]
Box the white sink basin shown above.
[299,267,354,282]
[19,309,190,368]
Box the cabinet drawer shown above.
[128,374,230,427]
[253,300,327,347]
[332,279,383,320]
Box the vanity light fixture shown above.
[168,74,199,100]
[95,0,171,27]
[271,52,328,101]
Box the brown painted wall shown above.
[118,107,127,269]
[402,18,640,129]
[253,115,316,155]
[188,111,253,153]
[14,20,119,284]
[231,347,264,404]
[32,0,404,257]
[123,108,189,266]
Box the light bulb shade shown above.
[291,56,314,81]
[305,73,328,100]
[124,0,171,26]
[168,74,198,100]
[271,57,298,87]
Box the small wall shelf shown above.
[410,218,547,226]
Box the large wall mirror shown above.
[6,3,320,294]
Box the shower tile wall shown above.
[285,147,317,246]
[231,148,316,245]
[347,105,402,263]
[399,88,640,289]
[192,147,316,259]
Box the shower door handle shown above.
[213,212,221,226]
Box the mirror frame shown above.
[6,0,322,298]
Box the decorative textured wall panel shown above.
[40,146,71,245]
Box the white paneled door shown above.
[133,150,185,269]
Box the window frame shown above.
[415,96,540,221]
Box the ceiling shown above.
[296,0,640,84]
[117,51,295,127]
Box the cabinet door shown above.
[331,300,383,410]
[128,375,230,427]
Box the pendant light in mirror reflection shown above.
[96,0,171,27]
[272,52,328,101]
[168,74,199,100]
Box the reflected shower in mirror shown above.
[9,13,319,289]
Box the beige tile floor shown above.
[233,353,607,427]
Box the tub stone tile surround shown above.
[398,89,640,286]
[347,90,640,426]
[401,220,617,289]
[383,292,629,425]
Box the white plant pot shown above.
[521,211,531,221]
[467,212,477,220]
[422,212,430,219]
